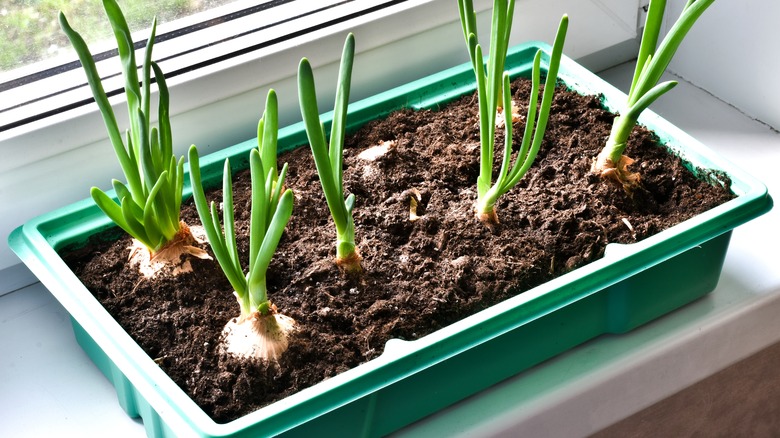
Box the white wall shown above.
[0,0,640,288]
[665,0,780,130]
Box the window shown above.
[0,0,425,133]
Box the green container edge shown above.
[7,41,773,438]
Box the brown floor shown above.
[591,340,780,437]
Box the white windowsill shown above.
[1,61,778,437]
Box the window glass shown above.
[0,0,239,73]
[0,0,415,132]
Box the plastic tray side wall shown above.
[71,319,178,438]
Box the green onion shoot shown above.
[592,0,715,190]
[459,0,568,224]
[297,33,362,274]
[59,0,206,276]
[188,90,295,361]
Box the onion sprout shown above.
[459,0,568,224]
[592,0,716,189]
[59,1,188,255]
[188,90,295,361]
[297,33,362,273]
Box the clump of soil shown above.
[63,78,733,423]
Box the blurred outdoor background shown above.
[0,0,236,73]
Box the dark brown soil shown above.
[62,78,734,423]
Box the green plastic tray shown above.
[8,41,773,437]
